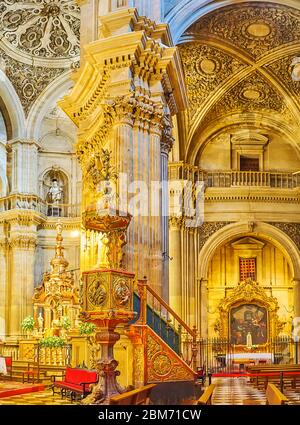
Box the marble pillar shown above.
[293,278,300,319]
[169,217,183,316]
[200,278,208,338]
[9,236,37,336]
[8,139,40,195]
[0,236,7,338]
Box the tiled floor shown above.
[212,377,300,405]
[0,388,79,405]
[212,377,266,405]
[0,378,300,405]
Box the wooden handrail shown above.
[137,278,197,369]
[145,284,196,337]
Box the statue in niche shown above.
[47,179,63,204]
[37,312,44,333]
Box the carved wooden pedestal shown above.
[80,269,135,404]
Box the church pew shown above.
[248,364,300,374]
[109,384,156,405]
[197,384,216,405]
[250,371,300,390]
[266,383,289,405]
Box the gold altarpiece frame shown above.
[214,279,285,352]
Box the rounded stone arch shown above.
[186,112,300,165]
[39,166,70,205]
[198,221,300,280]
[26,70,74,141]
[0,161,8,197]
[166,0,300,43]
[0,70,26,139]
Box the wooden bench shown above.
[249,371,300,390]
[266,383,289,405]
[197,384,216,405]
[52,367,98,400]
[110,384,156,405]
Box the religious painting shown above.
[230,304,267,345]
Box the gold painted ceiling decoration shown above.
[0,0,80,63]
[179,43,246,119]
[0,50,65,115]
[0,0,80,116]
[187,3,300,59]
[179,2,300,151]
[207,71,286,118]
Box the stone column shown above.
[8,139,40,195]
[161,134,173,301]
[293,278,300,320]
[0,233,8,338]
[169,217,183,316]
[200,278,208,338]
[9,235,37,336]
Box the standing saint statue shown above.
[47,179,63,204]
[38,312,44,333]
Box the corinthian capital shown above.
[10,236,37,250]
[169,216,184,230]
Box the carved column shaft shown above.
[0,235,8,338]
[169,217,183,317]
[161,132,172,301]
[149,122,163,294]
[293,278,300,319]
[8,139,40,195]
[9,236,37,336]
[200,278,208,338]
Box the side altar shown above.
[214,278,286,354]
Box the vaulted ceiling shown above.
[0,0,80,116]
[178,2,300,162]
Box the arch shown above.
[0,70,26,139]
[198,221,300,280]
[26,70,74,141]
[39,166,70,206]
[186,112,300,164]
[166,0,300,43]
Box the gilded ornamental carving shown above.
[214,278,284,350]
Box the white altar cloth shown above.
[0,357,7,375]
[226,353,273,361]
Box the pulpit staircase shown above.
[130,279,198,384]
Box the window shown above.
[239,257,256,281]
[240,156,259,171]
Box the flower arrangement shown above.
[61,316,71,330]
[21,316,35,332]
[39,336,66,348]
[79,322,96,336]
[250,345,259,351]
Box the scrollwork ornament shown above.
[0,0,80,61]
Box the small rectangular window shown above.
[239,257,256,281]
[240,156,259,171]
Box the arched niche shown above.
[40,167,69,216]
[198,222,300,281]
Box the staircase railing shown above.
[136,278,197,370]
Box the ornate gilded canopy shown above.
[214,278,284,348]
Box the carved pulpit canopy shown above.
[214,279,284,348]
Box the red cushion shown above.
[65,368,97,385]
[5,357,12,367]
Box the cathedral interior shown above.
[0,0,300,407]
